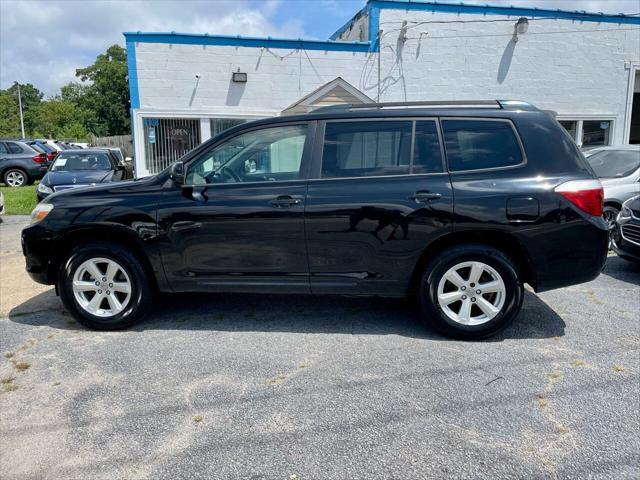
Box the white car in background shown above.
[584,145,640,229]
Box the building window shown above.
[210,118,247,138]
[582,120,611,148]
[143,118,201,174]
[557,119,613,148]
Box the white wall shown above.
[376,8,640,145]
[135,43,374,115]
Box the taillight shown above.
[46,152,57,161]
[554,179,603,217]
[32,153,47,164]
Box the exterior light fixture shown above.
[232,68,247,83]
[513,17,529,42]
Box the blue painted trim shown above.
[368,0,640,25]
[369,3,381,51]
[125,40,140,109]
[123,32,371,52]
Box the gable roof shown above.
[282,77,374,115]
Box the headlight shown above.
[37,183,53,194]
[618,197,637,221]
[30,203,53,224]
[618,205,632,220]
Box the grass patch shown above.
[0,184,38,215]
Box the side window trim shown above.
[183,121,316,186]
[439,117,528,174]
[312,118,445,181]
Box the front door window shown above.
[185,124,307,185]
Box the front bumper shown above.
[612,219,640,263]
[22,223,59,285]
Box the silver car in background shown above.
[585,145,640,229]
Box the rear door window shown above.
[321,121,412,178]
[442,119,523,171]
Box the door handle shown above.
[269,195,302,208]
[408,191,442,203]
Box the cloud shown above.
[2,0,638,97]
[0,0,307,96]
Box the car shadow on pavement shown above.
[8,289,565,341]
[601,255,640,285]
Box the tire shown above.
[417,244,524,340]
[58,242,153,330]
[3,168,28,187]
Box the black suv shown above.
[22,101,608,339]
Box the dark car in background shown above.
[612,195,640,264]
[26,140,58,162]
[36,149,131,201]
[0,139,51,187]
[22,100,608,339]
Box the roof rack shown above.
[313,100,536,113]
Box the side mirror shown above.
[171,161,185,186]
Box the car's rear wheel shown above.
[58,242,153,330]
[3,168,28,187]
[417,244,524,340]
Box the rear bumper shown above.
[521,218,609,292]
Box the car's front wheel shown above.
[58,242,153,330]
[417,244,524,340]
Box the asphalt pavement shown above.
[1,215,639,479]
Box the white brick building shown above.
[125,0,640,177]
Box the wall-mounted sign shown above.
[148,127,156,144]
[144,118,159,127]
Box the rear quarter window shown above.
[442,119,523,171]
[6,142,25,154]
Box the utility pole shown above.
[17,83,25,139]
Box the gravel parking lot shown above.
[1,215,639,479]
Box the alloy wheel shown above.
[5,170,26,187]
[603,209,618,231]
[436,261,506,326]
[72,257,132,318]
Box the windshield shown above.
[51,152,112,172]
[587,150,640,178]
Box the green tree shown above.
[31,98,89,140]
[0,90,21,137]
[75,45,130,136]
